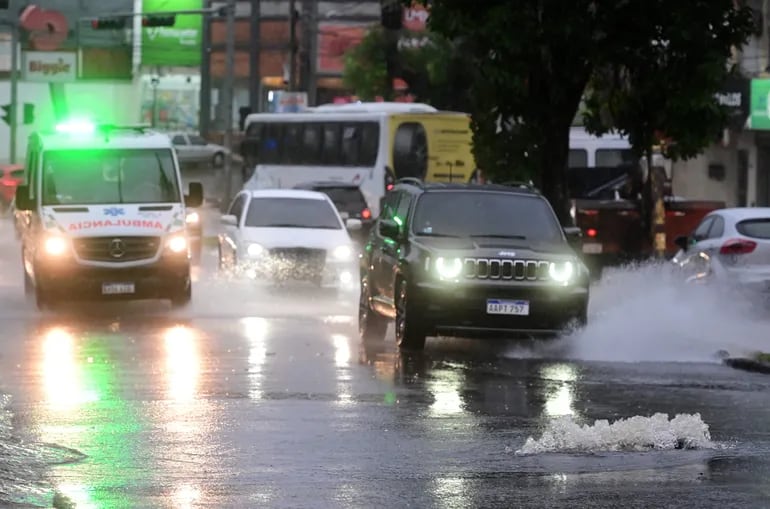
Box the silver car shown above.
[672,208,770,292]
[169,132,229,168]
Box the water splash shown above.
[516,412,715,455]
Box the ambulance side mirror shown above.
[185,182,203,208]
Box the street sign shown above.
[273,91,308,113]
[22,51,77,82]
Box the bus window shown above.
[568,149,588,168]
[261,123,282,164]
[360,123,379,167]
[241,122,262,161]
[341,125,361,166]
[302,123,322,164]
[393,122,428,179]
[321,123,341,165]
[596,148,635,167]
[283,123,304,164]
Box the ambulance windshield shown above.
[41,149,181,206]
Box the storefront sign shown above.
[22,51,76,82]
[716,74,749,130]
[750,78,770,130]
[273,91,308,113]
[141,0,202,66]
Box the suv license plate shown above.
[582,243,602,254]
[487,299,529,316]
[102,283,135,295]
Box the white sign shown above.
[274,91,309,113]
[22,51,77,82]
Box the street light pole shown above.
[221,0,236,208]
[9,22,18,163]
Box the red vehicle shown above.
[0,164,24,212]
[569,165,724,277]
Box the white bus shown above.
[568,126,635,168]
[239,102,477,218]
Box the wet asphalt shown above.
[1,173,770,507]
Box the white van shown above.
[14,120,203,310]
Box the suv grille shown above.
[269,248,326,270]
[463,258,550,281]
[73,236,161,262]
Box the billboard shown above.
[22,51,77,82]
[141,0,202,66]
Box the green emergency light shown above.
[55,119,95,135]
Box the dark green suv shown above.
[358,179,590,350]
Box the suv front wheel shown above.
[395,279,426,350]
[359,277,387,341]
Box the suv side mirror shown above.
[185,182,203,208]
[674,235,690,251]
[378,218,400,240]
[563,225,582,249]
[14,185,33,211]
[345,218,362,231]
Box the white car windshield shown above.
[41,149,181,206]
[244,197,342,229]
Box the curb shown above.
[723,357,770,374]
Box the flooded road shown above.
[2,210,770,507]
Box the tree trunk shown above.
[539,125,572,225]
[642,150,666,259]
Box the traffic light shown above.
[381,0,403,30]
[1,104,10,126]
[91,17,127,29]
[142,15,175,27]
[23,104,34,125]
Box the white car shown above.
[672,207,770,292]
[217,189,361,287]
[169,132,229,168]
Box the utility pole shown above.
[288,0,297,91]
[9,22,18,163]
[222,0,236,208]
[307,0,318,105]
[249,0,261,112]
[199,0,212,137]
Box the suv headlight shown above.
[333,245,352,261]
[549,261,574,283]
[166,233,188,254]
[435,256,463,280]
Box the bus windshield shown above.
[41,149,181,206]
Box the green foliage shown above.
[342,25,473,110]
[416,0,754,222]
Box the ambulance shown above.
[14,120,203,310]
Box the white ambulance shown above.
[14,120,203,310]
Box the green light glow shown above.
[55,119,95,135]
[393,216,403,227]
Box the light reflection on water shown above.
[243,317,268,400]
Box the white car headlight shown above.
[185,211,200,224]
[43,236,68,256]
[333,245,352,261]
[435,257,463,280]
[549,261,574,283]
[247,243,264,257]
[166,234,188,254]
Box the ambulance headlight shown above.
[43,236,68,257]
[185,211,200,224]
[166,234,188,254]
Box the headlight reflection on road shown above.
[427,369,465,417]
[540,363,578,418]
[332,334,353,405]
[42,328,98,409]
[173,483,201,509]
[164,326,200,403]
[242,317,268,400]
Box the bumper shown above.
[35,255,190,300]
[243,255,356,286]
[412,280,589,339]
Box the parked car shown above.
[292,181,374,242]
[0,164,24,215]
[169,132,229,168]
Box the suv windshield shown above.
[41,149,180,206]
[316,187,367,214]
[412,191,563,242]
[245,197,342,229]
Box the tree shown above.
[342,26,473,111]
[582,1,752,255]
[418,0,753,224]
